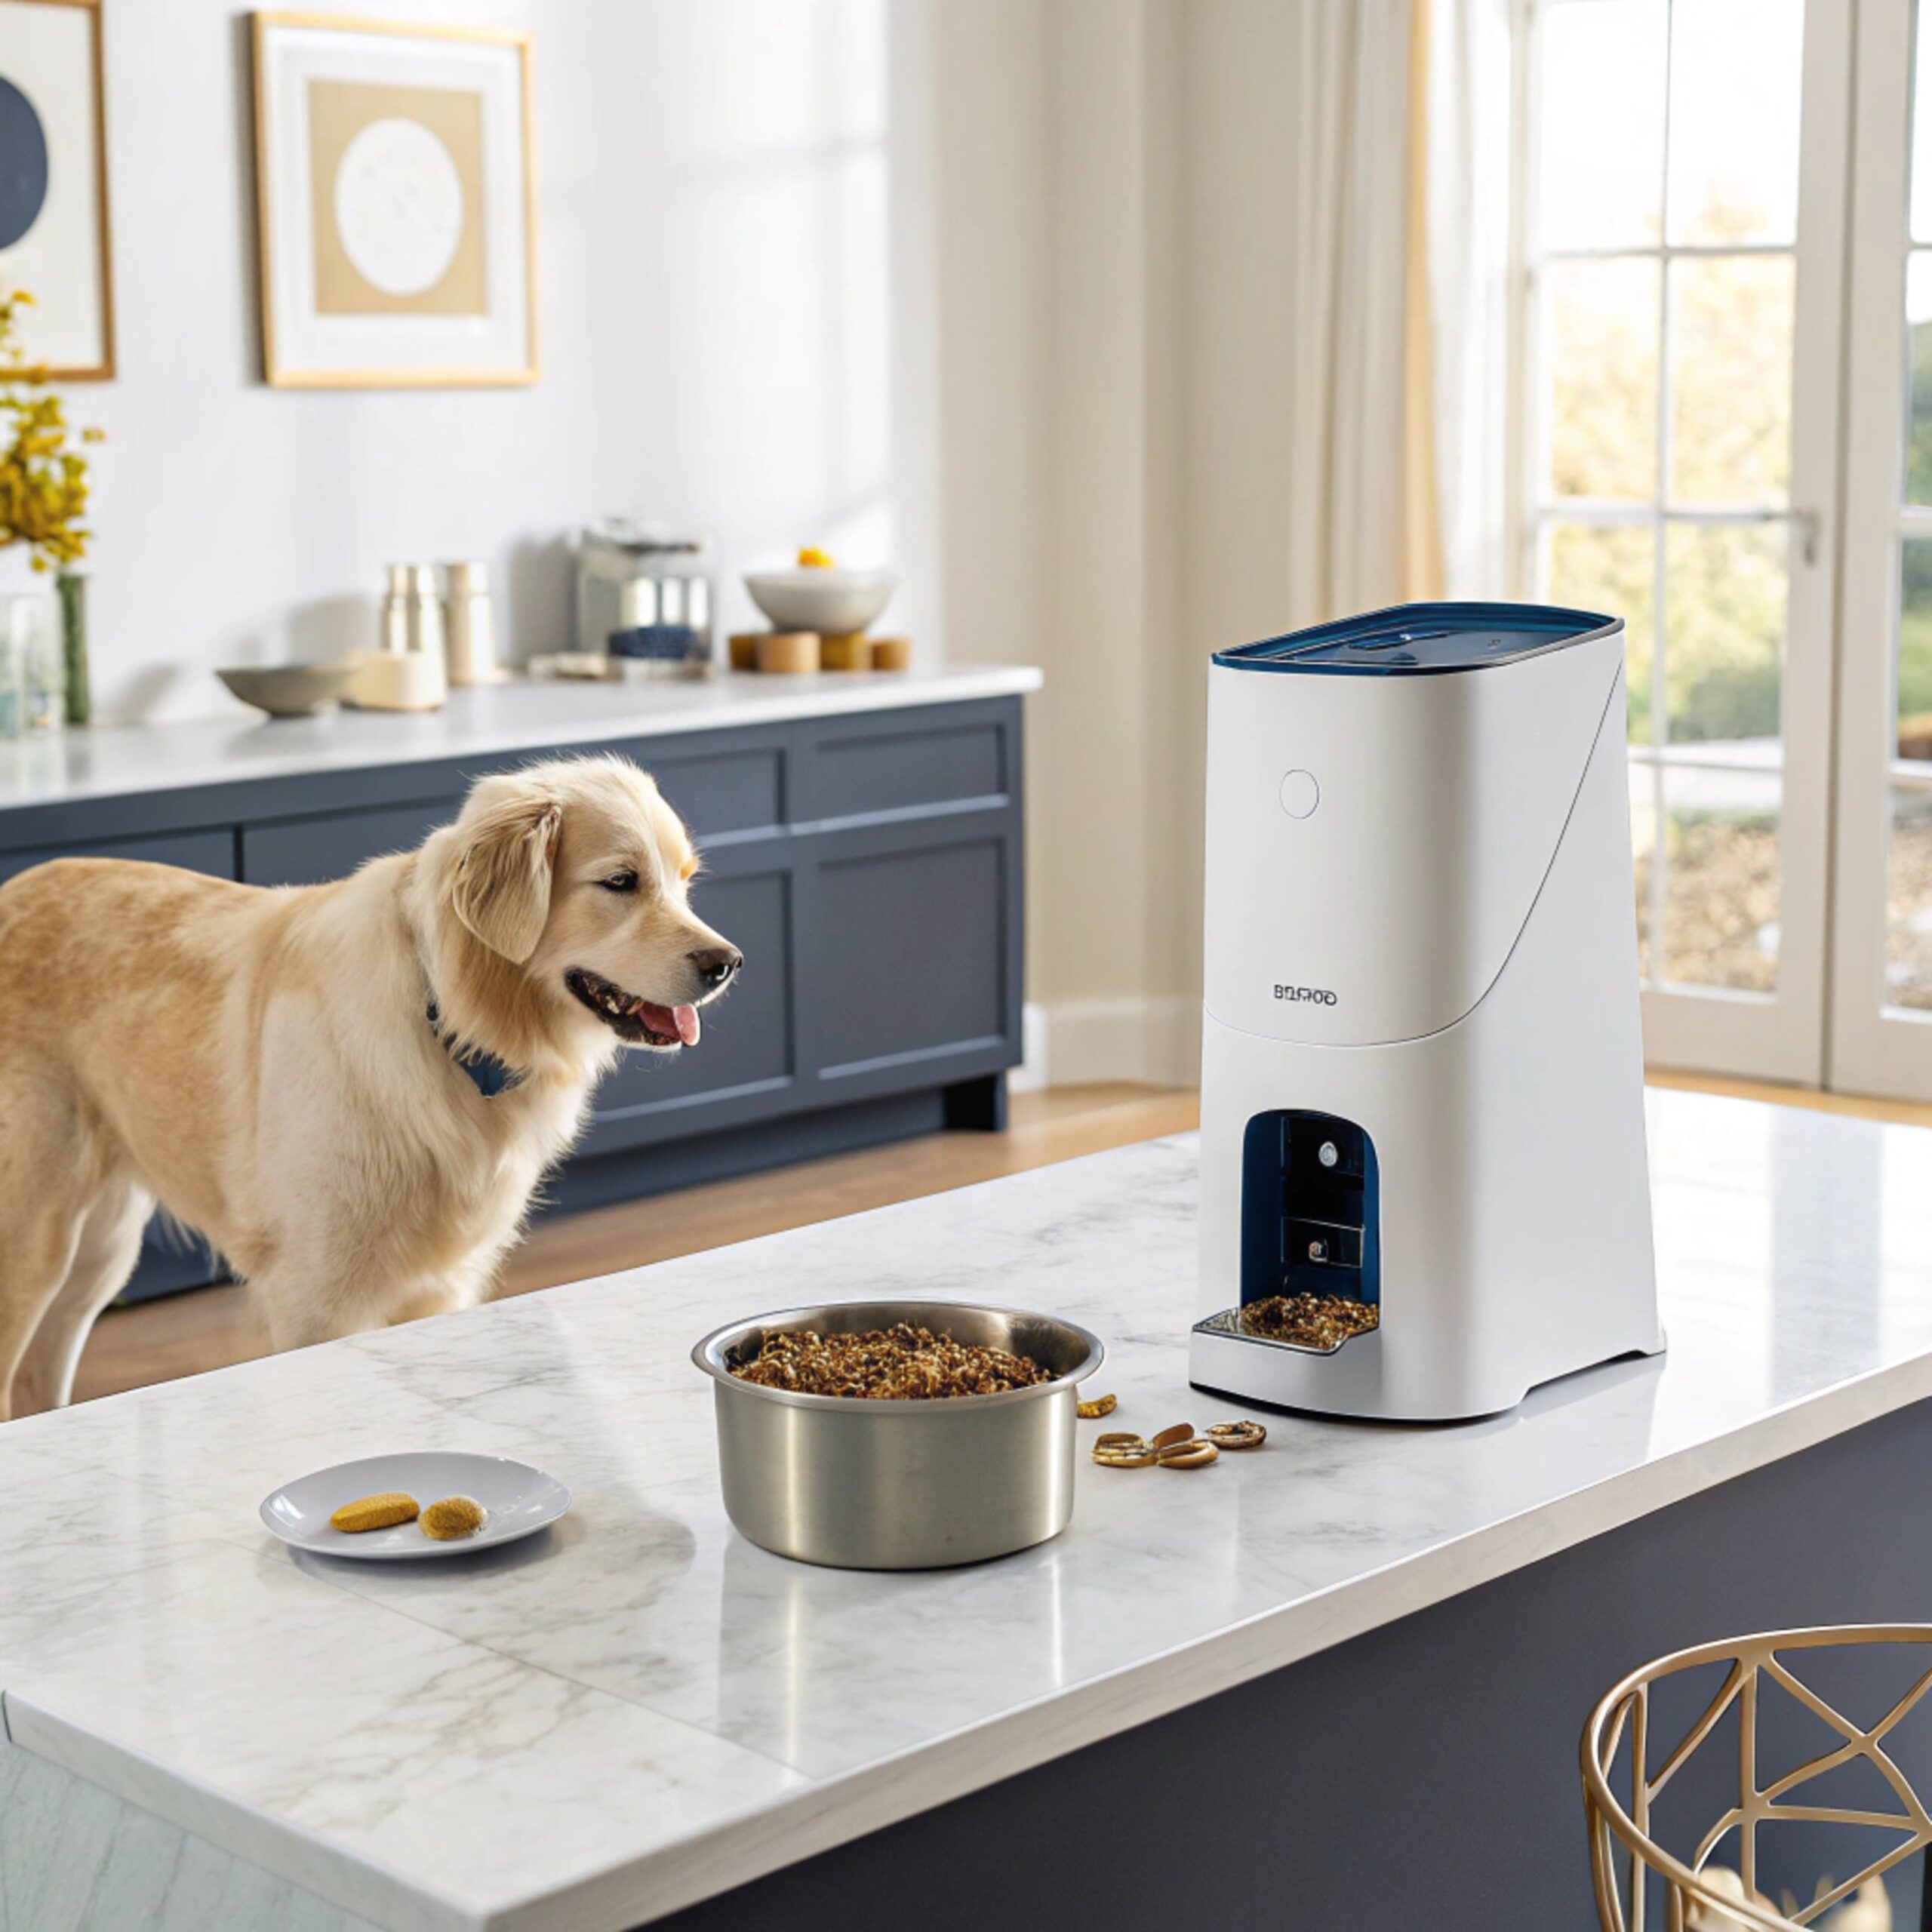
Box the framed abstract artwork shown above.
[0,0,114,380]
[251,13,537,388]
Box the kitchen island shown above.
[6,1088,1932,1930]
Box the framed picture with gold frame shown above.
[251,12,537,389]
[0,0,114,380]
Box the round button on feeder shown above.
[1278,768,1319,820]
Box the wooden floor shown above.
[66,1072,1932,1409]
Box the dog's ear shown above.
[451,795,562,963]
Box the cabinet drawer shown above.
[795,707,1009,825]
[0,827,235,889]
[609,740,783,839]
[241,799,458,887]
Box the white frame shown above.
[0,0,114,380]
[251,12,538,389]
[1509,0,1853,1085]
[1830,0,1932,1098]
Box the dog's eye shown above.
[601,870,638,894]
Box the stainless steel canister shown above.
[692,1300,1105,1570]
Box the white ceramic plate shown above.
[259,1452,571,1561]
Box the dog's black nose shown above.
[690,946,742,991]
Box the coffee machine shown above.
[1189,602,1662,1421]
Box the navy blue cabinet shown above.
[0,697,1025,1300]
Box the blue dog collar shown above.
[426,1001,523,1098]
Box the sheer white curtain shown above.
[1425,0,1515,598]
[1280,0,1421,620]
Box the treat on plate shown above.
[1076,1392,1118,1419]
[797,546,836,568]
[420,1496,488,1541]
[330,1492,419,1534]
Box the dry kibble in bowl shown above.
[330,1492,419,1533]
[420,1497,487,1541]
[729,1323,1051,1400]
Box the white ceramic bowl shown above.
[219,663,358,717]
[259,1451,571,1561]
[743,568,894,636]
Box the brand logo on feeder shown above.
[1274,983,1337,1006]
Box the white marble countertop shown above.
[0,666,1043,813]
[5,1088,1932,1931]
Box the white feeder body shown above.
[1189,602,1662,1420]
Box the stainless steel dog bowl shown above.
[693,1300,1105,1571]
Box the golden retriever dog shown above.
[0,755,740,1420]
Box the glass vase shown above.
[5,592,64,735]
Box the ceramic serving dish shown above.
[743,568,894,636]
[260,1451,571,1561]
[218,663,358,717]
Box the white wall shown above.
[928,0,1414,1084]
[20,0,940,723]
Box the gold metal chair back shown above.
[1582,1626,1932,1930]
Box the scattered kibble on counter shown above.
[1086,1416,1267,1470]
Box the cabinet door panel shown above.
[581,862,794,1149]
[804,826,1011,1078]
[241,801,457,887]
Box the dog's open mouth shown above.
[565,968,700,1048]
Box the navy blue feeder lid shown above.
[1214,600,1622,675]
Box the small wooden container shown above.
[728,632,761,672]
[870,635,912,672]
[755,631,820,675]
[820,632,873,672]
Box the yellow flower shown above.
[0,288,101,571]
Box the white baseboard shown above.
[1032,995,1198,1089]
[1010,1002,1051,1093]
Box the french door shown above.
[1835,0,1932,1097]
[1516,0,1852,1086]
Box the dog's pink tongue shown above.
[673,1004,700,1046]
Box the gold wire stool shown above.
[1582,1626,1932,1930]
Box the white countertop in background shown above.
[5,1089,1932,1930]
[0,666,1043,813]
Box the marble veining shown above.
[0,666,1043,812]
[4,1091,1932,1930]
